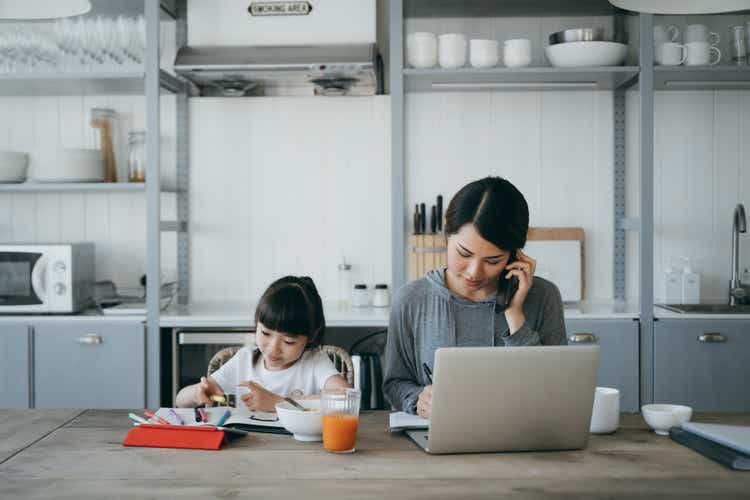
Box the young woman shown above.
[383,177,567,418]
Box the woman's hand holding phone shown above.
[503,249,537,333]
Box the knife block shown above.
[409,233,447,281]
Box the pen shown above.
[215,409,231,428]
[128,413,148,424]
[198,407,207,423]
[422,362,433,384]
[168,408,184,425]
[144,410,171,425]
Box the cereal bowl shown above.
[276,398,322,442]
[641,404,693,435]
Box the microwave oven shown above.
[0,243,95,314]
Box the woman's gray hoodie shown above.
[382,268,567,413]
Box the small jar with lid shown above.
[373,284,390,307]
[351,284,371,308]
[90,108,119,182]
[127,131,146,182]
[337,257,352,307]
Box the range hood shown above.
[174,43,381,97]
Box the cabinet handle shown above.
[698,333,726,343]
[570,333,598,344]
[76,334,103,345]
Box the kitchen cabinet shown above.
[654,319,750,412]
[0,323,31,409]
[33,323,145,409]
[565,319,639,412]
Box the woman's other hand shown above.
[238,380,284,412]
[504,248,537,333]
[417,385,432,418]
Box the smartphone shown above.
[497,250,519,312]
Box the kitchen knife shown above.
[431,205,437,233]
[420,203,426,234]
[436,195,443,232]
[413,204,420,234]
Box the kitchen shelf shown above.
[405,0,625,18]
[0,70,184,97]
[654,66,750,90]
[0,182,178,193]
[403,66,640,92]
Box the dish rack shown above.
[88,280,178,312]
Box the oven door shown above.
[0,251,47,310]
[171,329,256,405]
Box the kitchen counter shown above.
[654,305,750,320]
[0,310,144,324]
[2,410,749,499]
[564,300,640,319]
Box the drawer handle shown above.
[570,333,598,344]
[76,334,103,345]
[698,333,726,343]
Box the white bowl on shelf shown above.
[275,398,322,442]
[641,404,693,435]
[0,151,29,183]
[545,41,628,67]
[31,148,105,183]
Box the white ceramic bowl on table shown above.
[31,148,105,183]
[545,41,628,67]
[641,404,693,435]
[0,151,29,183]
[275,398,322,442]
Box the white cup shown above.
[653,25,679,64]
[684,24,719,45]
[589,387,620,434]
[685,41,721,66]
[660,42,687,66]
[406,32,438,69]
[503,38,532,68]
[438,33,467,69]
[469,39,499,68]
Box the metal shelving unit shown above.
[0,70,182,96]
[0,182,151,193]
[654,66,750,90]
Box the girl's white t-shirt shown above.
[210,347,340,398]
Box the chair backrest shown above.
[207,345,356,388]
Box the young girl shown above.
[176,276,350,411]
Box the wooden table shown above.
[1,410,749,499]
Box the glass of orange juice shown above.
[321,388,361,453]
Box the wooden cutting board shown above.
[527,227,585,301]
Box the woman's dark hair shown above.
[444,176,529,251]
[254,276,325,349]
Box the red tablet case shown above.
[123,424,227,450]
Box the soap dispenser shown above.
[680,257,700,305]
[664,257,682,303]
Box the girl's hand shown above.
[193,376,223,406]
[238,381,284,412]
[504,249,537,333]
[416,385,432,418]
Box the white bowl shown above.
[641,404,693,435]
[31,148,105,183]
[545,41,628,67]
[276,398,322,442]
[0,151,29,183]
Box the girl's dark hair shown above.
[444,176,529,252]
[254,276,325,349]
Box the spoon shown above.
[284,396,307,411]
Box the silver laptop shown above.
[407,345,600,454]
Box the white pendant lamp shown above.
[610,0,750,14]
[0,0,92,20]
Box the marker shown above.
[422,362,433,385]
[194,408,202,422]
[144,410,171,425]
[128,413,148,424]
[168,408,184,425]
[210,395,227,404]
[198,407,207,423]
[215,409,231,427]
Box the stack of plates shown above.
[545,28,629,67]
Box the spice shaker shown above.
[373,284,390,307]
[351,284,371,307]
[338,257,352,307]
[127,131,146,182]
[90,108,119,182]
[731,25,747,65]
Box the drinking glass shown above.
[321,388,361,453]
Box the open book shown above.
[389,411,429,432]
[155,407,290,435]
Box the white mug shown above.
[590,387,620,434]
[684,24,720,45]
[685,41,721,66]
[660,42,687,66]
[653,24,679,43]
[503,38,532,68]
[469,39,499,68]
[406,32,438,69]
[438,33,467,69]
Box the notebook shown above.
[389,411,429,432]
[670,427,750,471]
[681,422,750,455]
[155,407,290,435]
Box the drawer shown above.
[565,319,639,412]
[0,323,31,409]
[33,323,145,409]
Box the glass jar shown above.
[127,131,146,183]
[90,108,119,182]
[351,284,370,308]
[373,284,390,307]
